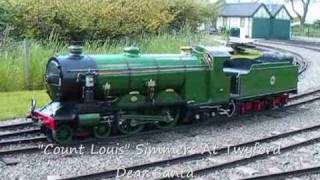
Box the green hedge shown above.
[1,0,217,41]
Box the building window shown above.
[240,18,245,27]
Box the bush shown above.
[2,0,217,41]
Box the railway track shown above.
[0,128,40,139]
[57,119,320,180]
[0,136,46,146]
[1,88,320,155]
[0,146,40,156]
[0,121,34,130]
[240,166,320,180]
[259,40,320,53]
[289,89,320,106]
[50,89,320,180]
[161,134,320,180]
[290,89,320,100]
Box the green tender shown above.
[238,62,298,99]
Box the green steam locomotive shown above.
[28,45,298,144]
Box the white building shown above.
[217,3,292,39]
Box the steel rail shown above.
[288,91,320,107]
[0,121,34,130]
[0,128,40,139]
[2,88,320,156]
[0,136,46,146]
[259,40,320,53]
[240,166,320,180]
[161,135,320,180]
[2,88,317,144]
[290,89,320,100]
[0,146,40,156]
[57,120,320,180]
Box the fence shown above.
[292,26,320,38]
[23,40,31,89]
[0,39,52,92]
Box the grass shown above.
[0,90,50,120]
[0,32,216,92]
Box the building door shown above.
[271,19,290,40]
[252,18,271,39]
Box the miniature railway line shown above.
[0,136,46,146]
[52,88,320,180]
[0,146,40,156]
[290,89,320,100]
[57,118,320,180]
[0,128,40,139]
[1,88,320,156]
[162,135,320,180]
[259,40,320,53]
[0,121,34,130]
[288,89,320,106]
[240,166,320,180]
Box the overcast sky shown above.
[224,0,320,23]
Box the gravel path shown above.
[1,100,320,180]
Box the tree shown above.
[289,0,311,26]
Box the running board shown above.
[120,114,172,123]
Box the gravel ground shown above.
[1,100,320,180]
[196,129,320,180]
